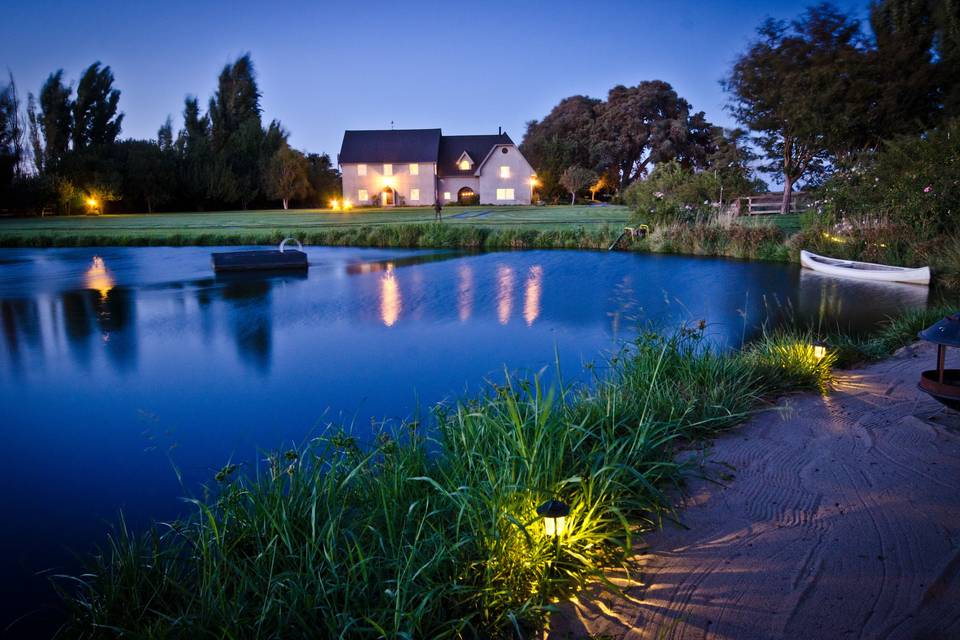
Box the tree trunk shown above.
[781,175,793,214]
[283,198,289,210]
[570,191,576,205]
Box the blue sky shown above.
[2,0,866,158]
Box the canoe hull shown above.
[800,250,930,285]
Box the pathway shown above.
[550,342,960,639]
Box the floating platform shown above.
[212,238,308,273]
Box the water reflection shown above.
[458,264,473,322]
[524,265,543,326]
[797,270,929,330]
[497,265,514,325]
[84,256,114,300]
[381,264,401,327]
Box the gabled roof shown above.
[339,128,441,164]
[438,133,514,177]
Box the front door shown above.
[381,187,394,206]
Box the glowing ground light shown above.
[84,256,114,300]
[380,264,401,327]
[813,339,828,361]
[536,499,570,538]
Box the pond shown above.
[0,246,930,632]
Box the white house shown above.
[338,128,536,206]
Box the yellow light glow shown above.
[496,265,514,325]
[380,264,401,327]
[821,232,846,244]
[343,199,352,210]
[381,176,395,188]
[85,256,114,300]
[813,344,827,360]
[529,176,539,187]
[459,160,470,171]
[544,515,566,538]
[523,265,543,326]
[86,197,98,208]
[330,199,340,211]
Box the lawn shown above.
[0,205,632,245]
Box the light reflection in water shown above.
[496,265,514,325]
[84,256,114,301]
[380,264,401,327]
[523,265,543,326]
[457,264,473,322]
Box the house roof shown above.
[438,133,515,177]
[339,128,442,164]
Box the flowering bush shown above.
[817,118,960,239]
[623,161,725,226]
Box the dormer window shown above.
[456,151,474,171]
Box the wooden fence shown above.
[736,192,812,216]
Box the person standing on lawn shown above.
[434,197,443,221]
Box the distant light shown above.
[343,199,353,210]
[330,199,340,211]
[86,197,98,207]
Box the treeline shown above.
[0,54,340,214]
[520,82,761,205]
[522,0,959,214]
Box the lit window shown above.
[383,164,393,176]
[357,164,367,176]
[358,189,368,201]
[500,166,511,178]
[409,163,419,175]
[496,188,515,200]
[443,191,451,200]
[410,188,420,201]
[459,160,471,171]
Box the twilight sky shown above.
[2,0,864,159]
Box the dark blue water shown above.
[0,246,929,634]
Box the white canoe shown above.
[800,250,930,285]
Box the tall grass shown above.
[56,325,838,638]
[825,305,956,366]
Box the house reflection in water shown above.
[497,265,514,325]
[458,264,473,322]
[523,265,543,327]
[380,264,401,327]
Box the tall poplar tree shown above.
[72,62,123,150]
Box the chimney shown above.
[498,126,502,135]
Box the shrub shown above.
[818,117,960,240]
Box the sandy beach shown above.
[551,341,960,640]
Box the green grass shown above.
[56,324,835,638]
[740,213,802,236]
[0,205,632,247]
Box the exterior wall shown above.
[476,145,535,205]
[437,177,480,203]
[341,162,437,206]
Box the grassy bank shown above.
[55,320,856,638]
[0,206,632,247]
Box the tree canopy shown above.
[521,81,716,200]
